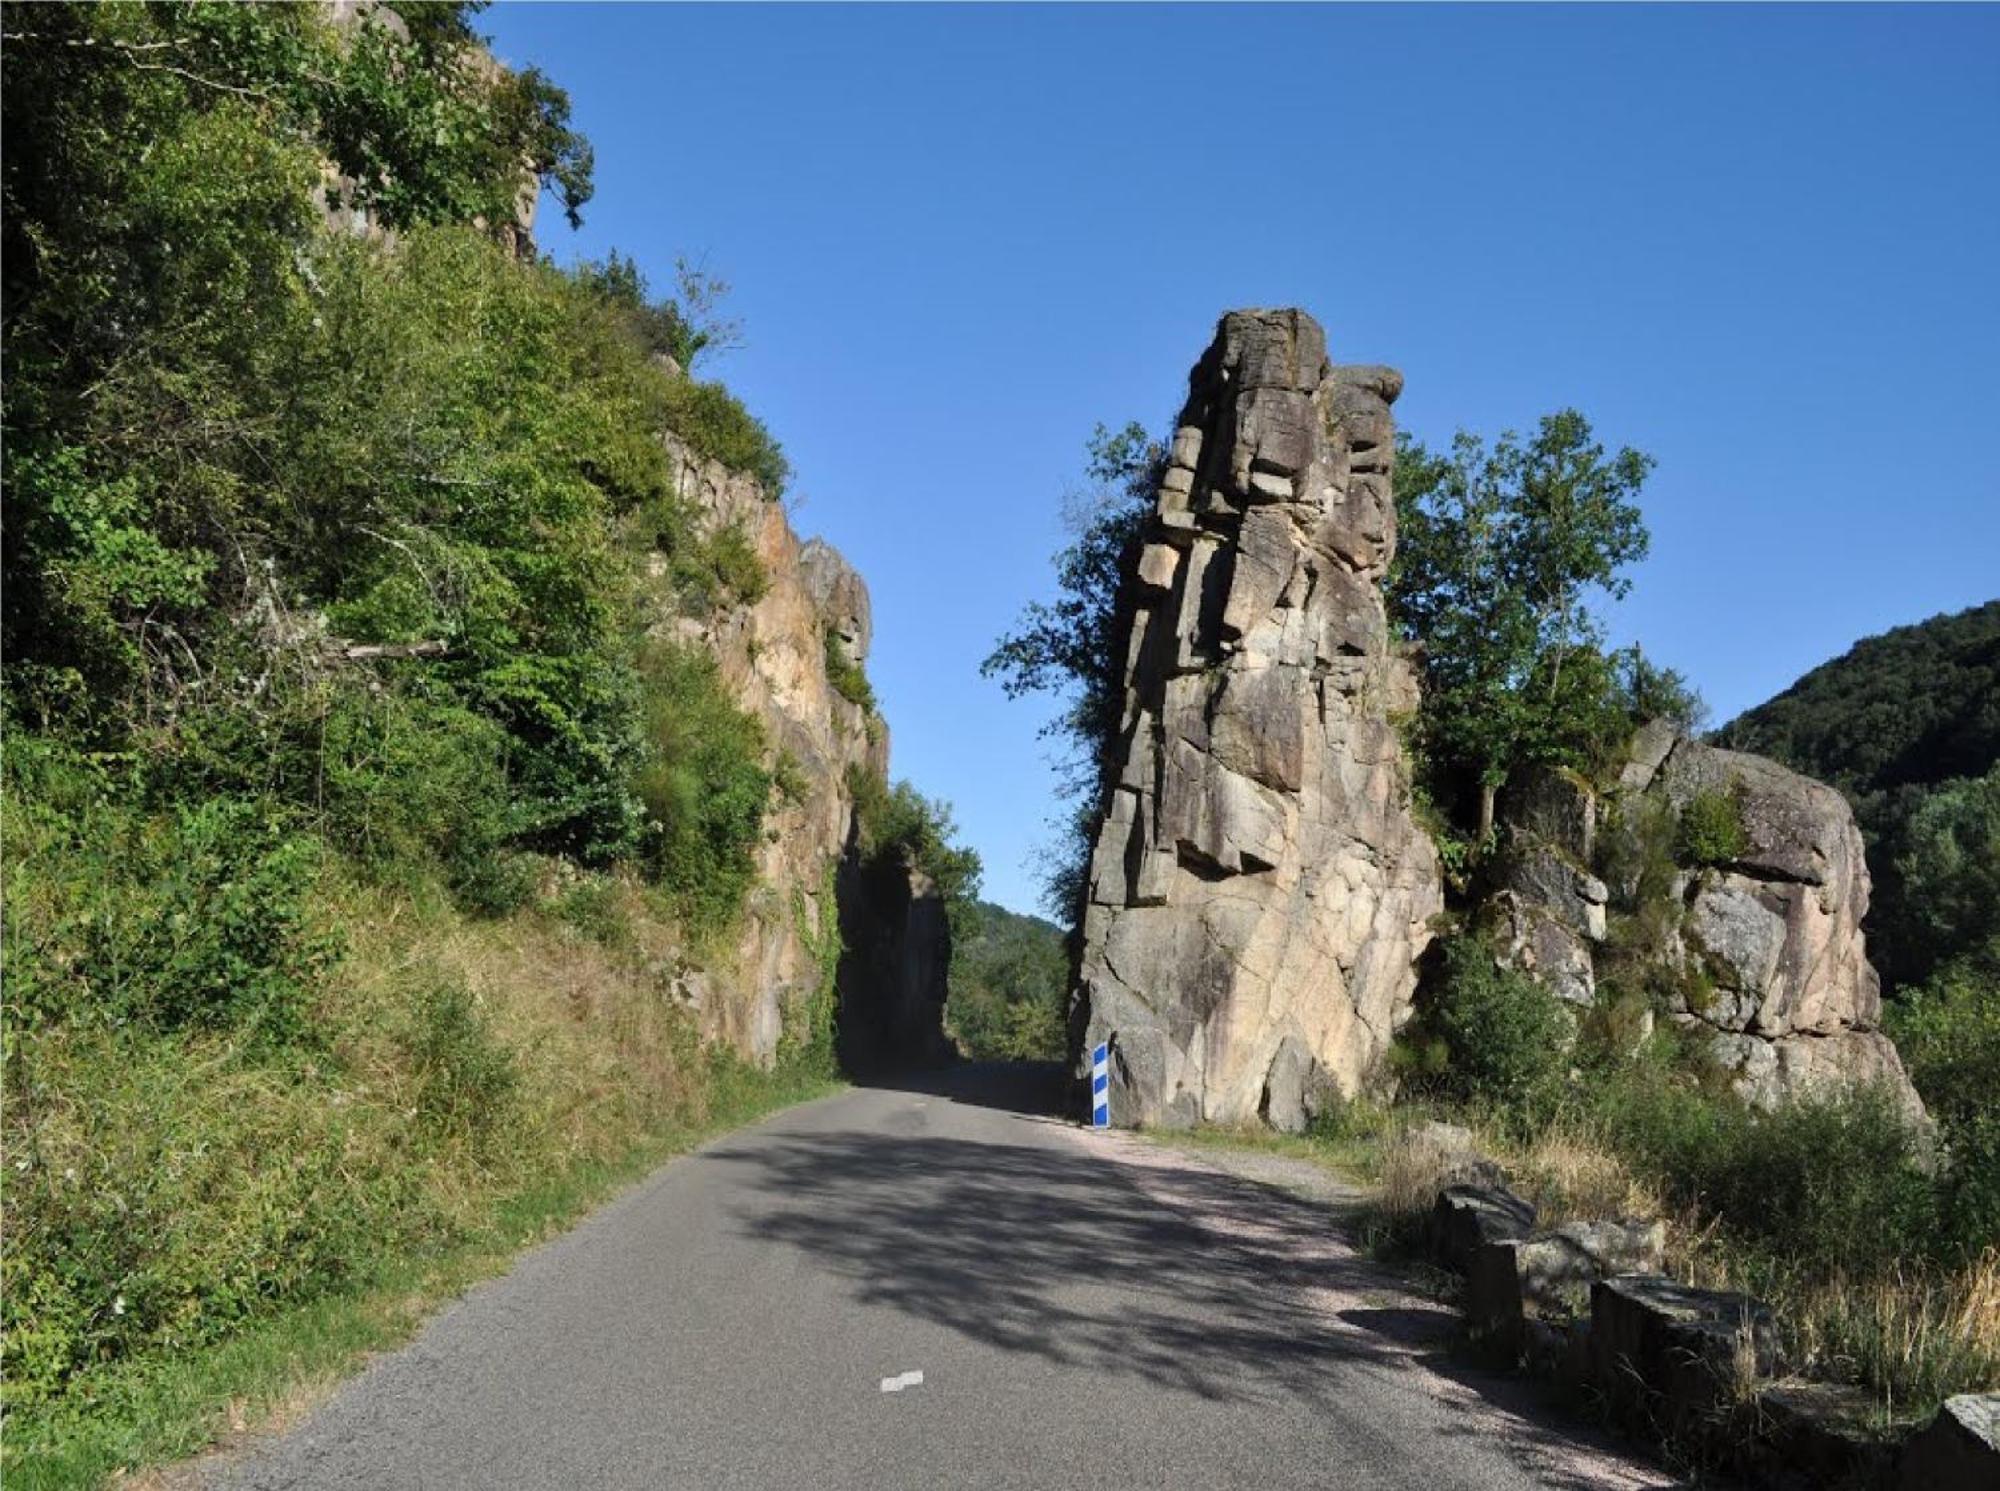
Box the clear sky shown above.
[481,3,1999,918]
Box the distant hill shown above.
[1715,599,2000,987]
[946,901,1070,1060]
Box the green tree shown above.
[983,422,1161,916]
[1896,766,2000,966]
[1391,411,1655,838]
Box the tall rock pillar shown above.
[1074,309,1442,1129]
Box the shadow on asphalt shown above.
[857,1059,1072,1119]
[716,1064,1671,1491]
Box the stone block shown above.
[1591,1275,1782,1419]
[1431,1184,1536,1275]
[1899,1394,2000,1491]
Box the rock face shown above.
[1073,309,1443,1129]
[1494,730,1920,1113]
[654,432,947,1067]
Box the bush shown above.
[1675,786,1748,866]
[655,376,790,496]
[824,627,876,711]
[1592,1073,1944,1275]
[4,747,337,1044]
[1408,933,1573,1118]
[1889,944,2000,1255]
[402,974,519,1147]
[0,1026,435,1408]
[633,642,771,936]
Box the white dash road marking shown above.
[878,1370,924,1393]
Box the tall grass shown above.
[1355,1087,2000,1413]
[2,864,836,1485]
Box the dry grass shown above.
[1359,1109,2000,1413]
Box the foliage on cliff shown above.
[0,2,810,1457]
[1715,598,2000,989]
[847,767,982,937]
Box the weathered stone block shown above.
[1591,1275,1782,1418]
[1431,1184,1536,1276]
[1754,1380,1899,1489]
[1898,1393,2000,1491]
[1468,1219,1664,1351]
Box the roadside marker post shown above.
[1091,1042,1110,1128]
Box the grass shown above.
[1160,1088,1997,1419]
[3,1064,833,1491]
[1289,1101,1999,1417]
[2,858,841,1491]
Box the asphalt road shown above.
[206,1064,1675,1490]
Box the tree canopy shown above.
[1390,411,1694,839]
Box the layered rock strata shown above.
[1494,728,1920,1113]
[1073,309,1443,1129]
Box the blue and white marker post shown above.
[1090,1042,1111,1129]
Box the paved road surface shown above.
[206,1065,1676,1490]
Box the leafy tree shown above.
[1895,766,2000,968]
[849,770,983,942]
[983,422,1161,917]
[1391,411,1655,837]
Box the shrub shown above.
[4,748,337,1044]
[1412,933,1572,1118]
[402,974,519,1147]
[655,376,790,496]
[1889,943,2000,1255]
[1595,1076,1942,1276]
[1675,786,1748,866]
[824,628,876,711]
[633,642,771,936]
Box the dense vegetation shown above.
[1715,598,2000,989]
[0,5,817,1473]
[1713,601,2000,1353]
[945,901,1069,1061]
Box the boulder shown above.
[1073,310,1442,1126]
[1493,722,1925,1117]
[1431,1184,1536,1275]
[1899,1394,2000,1491]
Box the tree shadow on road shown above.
[712,1070,1680,1490]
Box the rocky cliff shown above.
[1493,725,1921,1113]
[653,433,949,1067]
[1074,309,1444,1129]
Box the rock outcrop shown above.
[1073,309,1443,1129]
[654,433,948,1067]
[1494,728,1920,1113]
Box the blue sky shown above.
[482,4,1999,918]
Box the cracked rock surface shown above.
[1074,309,1442,1130]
